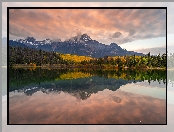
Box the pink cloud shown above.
[9,9,166,44]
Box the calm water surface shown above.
[9,68,166,124]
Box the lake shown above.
[8,68,166,124]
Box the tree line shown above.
[80,53,166,69]
[9,46,166,69]
[9,46,69,66]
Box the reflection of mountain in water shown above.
[9,68,166,100]
[13,77,142,100]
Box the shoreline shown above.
[10,64,166,70]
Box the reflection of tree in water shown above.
[9,68,166,100]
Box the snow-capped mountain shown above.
[9,34,144,58]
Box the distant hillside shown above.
[9,34,144,58]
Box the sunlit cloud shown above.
[8,8,166,45]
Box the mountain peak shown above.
[65,33,92,44]
[9,34,144,58]
[80,34,92,41]
[25,36,36,42]
[110,42,120,48]
[110,42,118,46]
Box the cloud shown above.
[109,32,122,39]
[128,29,136,36]
[135,46,166,55]
[9,23,32,39]
[8,8,166,45]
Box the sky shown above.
[2,2,171,55]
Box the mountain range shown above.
[9,34,144,58]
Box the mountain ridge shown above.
[8,34,144,58]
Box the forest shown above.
[9,46,167,69]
